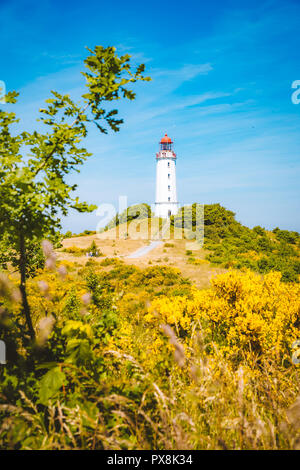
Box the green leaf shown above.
[38,366,67,405]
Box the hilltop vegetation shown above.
[195,203,300,282]
[99,202,300,282]
[104,203,153,231]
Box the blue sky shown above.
[1,0,300,232]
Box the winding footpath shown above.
[126,221,170,259]
[127,240,163,259]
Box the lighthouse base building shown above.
[155,133,179,218]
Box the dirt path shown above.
[127,221,171,259]
[127,241,163,259]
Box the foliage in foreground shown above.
[0,255,300,450]
[0,45,150,339]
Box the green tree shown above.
[105,203,152,230]
[87,240,101,257]
[0,46,150,339]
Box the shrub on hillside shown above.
[148,269,300,363]
[172,203,300,283]
[105,203,152,230]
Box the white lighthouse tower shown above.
[155,133,179,218]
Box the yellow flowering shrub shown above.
[23,270,88,325]
[57,260,77,271]
[147,270,300,363]
[2,258,300,449]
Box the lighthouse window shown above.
[168,197,171,202]
[168,173,170,179]
[167,162,170,167]
[168,185,170,191]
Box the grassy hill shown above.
[65,202,300,283]
[171,203,300,282]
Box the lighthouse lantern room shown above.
[155,133,179,218]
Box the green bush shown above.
[105,203,152,230]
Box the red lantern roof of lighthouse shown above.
[160,133,173,144]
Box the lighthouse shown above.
[155,133,179,218]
